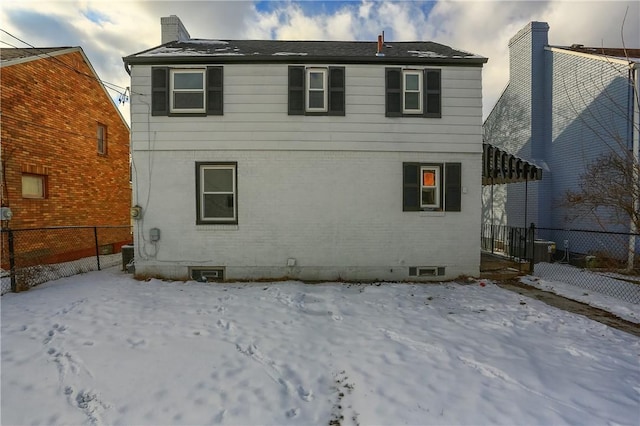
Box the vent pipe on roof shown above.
[376,34,385,57]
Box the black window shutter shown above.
[328,66,345,116]
[386,68,402,117]
[444,162,461,212]
[288,66,305,115]
[207,67,223,115]
[424,69,441,118]
[151,67,169,116]
[403,163,420,211]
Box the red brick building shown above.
[1,47,131,267]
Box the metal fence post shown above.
[94,227,101,271]
[8,228,16,292]
[528,222,535,273]
[490,223,495,254]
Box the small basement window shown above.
[409,266,446,277]
[190,267,225,282]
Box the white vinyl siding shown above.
[130,64,483,154]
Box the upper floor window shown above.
[386,68,441,118]
[151,67,223,116]
[171,70,205,113]
[306,68,328,112]
[288,66,345,116]
[22,174,46,199]
[97,123,107,155]
[403,71,423,114]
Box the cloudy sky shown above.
[1,0,638,123]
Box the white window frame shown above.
[199,164,237,223]
[170,69,206,113]
[420,165,440,209]
[97,123,107,155]
[403,70,423,114]
[306,68,328,112]
[22,174,46,199]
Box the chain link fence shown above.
[1,226,132,295]
[533,227,640,304]
[483,223,640,304]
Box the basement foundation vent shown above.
[190,267,225,282]
[409,266,445,277]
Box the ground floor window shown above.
[403,162,461,212]
[420,165,440,209]
[22,174,46,199]
[196,162,237,224]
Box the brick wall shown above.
[132,150,481,281]
[1,50,130,227]
[1,49,131,262]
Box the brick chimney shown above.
[161,15,191,44]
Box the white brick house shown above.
[123,16,488,282]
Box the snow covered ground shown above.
[2,267,639,426]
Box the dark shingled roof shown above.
[124,39,487,66]
[0,47,73,63]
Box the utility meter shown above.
[0,207,13,221]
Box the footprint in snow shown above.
[126,338,147,348]
[75,389,109,425]
[298,386,313,401]
[216,319,234,332]
[213,409,227,423]
[286,408,300,418]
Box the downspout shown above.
[628,65,639,271]
[524,173,528,230]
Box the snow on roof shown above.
[184,39,229,45]
[407,50,448,58]
[273,52,309,56]
[124,39,488,65]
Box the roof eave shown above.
[123,54,487,67]
[1,47,80,68]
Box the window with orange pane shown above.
[420,166,440,208]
